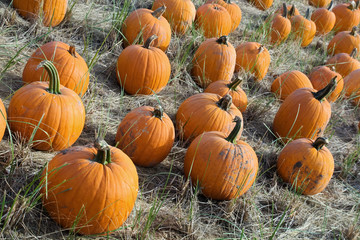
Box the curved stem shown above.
[327,1,333,10]
[282,3,287,18]
[216,36,228,46]
[350,48,358,58]
[350,27,357,36]
[225,116,242,144]
[68,45,77,57]
[312,137,329,150]
[305,8,310,19]
[93,138,112,165]
[38,60,61,94]
[152,105,163,120]
[312,76,337,101]
[143,35,158,49]
[227,77,242,90]
[289,5,296,17]
[152,6,166,19]
[217,94,233,111]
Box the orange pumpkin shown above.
[191,36,236,88]
[343,69,360,105]
[332,2,360,33]
[0,98,6,142]
[13,0,67,27]
[290,9,316,47]
[152,0,196,35]
[274,4,300,18]
[309,66,343,102]
[204,77,248,113]
[273,77,336,143]
[277,137,334,195]
[206,0,242,32]
[41,138,138,235]
[195,3,232,38]
[115,106,175,167]
[247,0,273,10]
[309,0,331,8]
[269,3,291,45]
[271,70,313,100]
[311,1,336,36]
[235,42,271,81]
[184,116,258,200]
[176,93,243,142]
[116,35,171,95]
[22,41,89,97]
[326,48,360,77]
[122,6,171,51]
[8,60,85,151]
[327,27,360,56]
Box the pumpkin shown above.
[116,35,171,95]
[152,0,196,35]
[41,138,138,235]
[309,0,331,8]
[311,1,336,36]
[272,78,336,143]
[191,36,236,88]
[8,60,85,151]
[176,93,243,142]
[22,41,89,97]
[13,0,67,27]
[195,3,232,38]
[0,98,6,142]
[115,105,175,167]
[235,42,271,81]
[206,0,242,32]
[271,70,313,100]
[184,116,258,200]
[290,9,316,47]
[274,4,300,18]
[332,2,360,33]
[326,48,360,77]
[343,69,360,105]
[204,76,248,113]
[309,66,343,102]
[247,0,273,11]
[122,6,171,51]
[269,3,292,45]
[327,27,360,56]
[277,137,334,195]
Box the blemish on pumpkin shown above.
[293,161,302,169]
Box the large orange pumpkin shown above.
[22,41,89,97]
[0,98,6,142]
[152,0,196,35]
[115,105,175,167]
[8,60,85,151]
[290,9,316,47]
[13,0,67,27]
[326,48,360,77]
[191,36,236,88]
[116,35,171,95]
[277,137,334,195]
[332,2,360,33]
[41,138,138,235]
[206,0,242,32]
[269,3,291,45]
[343,69,360,105]
[247,0,273,10]
[176,93,243,142]
[327,27,360,56]
[311,2,336,36]
[184,116,258,200]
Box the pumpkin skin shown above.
[204,77,248,113]
[343,69,360,105]
[152,0,196,35]
[122,7,171,51]
[332,3,360,33]
[195,3,232,38]
[13,0,67,27]
[115,106,175,167]
[23,41,89,97]
[277,137,334,195]
[327,27,360,56]
[8,61,85,151]
[235,42,271,81]
[0,98,6,142]
[309,0,331,8]
[116,35,171,95]
[290,9,316,47]
[41,139,139,235]
[206,0,242,32]
[191,36,236,88]
[308,66,343,102]
[184,117,258,200]
[326,50,360,77]
[247,0,273,11]
[311,2,336,36]
[272,78,335,143]
[271,70,313,100]
[269,4,291,45]
[176,93,243,143]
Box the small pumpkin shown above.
[0,98,6,142]
[41,138,139,235]
[235,42,271,81]
[332,2,360,33]
[277,137,334,195]
[247,0,273,11]
[13,0,67,27]
[23,41,89,97]
[206,0,242,32]
[271,70,313,100]
[327,27,360,56]
[184,116,258,200]
[343,69,360,105]
[122,6,171,51]
[309,0,331,8]
[8,60,85,151]
[311,1,336,36]
[116,35,171,95]
[269,3,292,45]
[290,9,316,47]
[191,36,236,88]
[326,48,360,77]
[115,105,175,167]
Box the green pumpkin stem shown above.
[143,35,158,49]
[68,45,76,57]
[227,76,242,90]
[313,76,337,101]
[327,1,334,10]
[282,3,288,18]
[152,105,163,120]
[350,27,357,36]
[152,5,166,18]
[217,94,233,111]
[216,36,228,46]
[305,8,310,19]
[94,138,112,165]
[350,48,358,58]
[39,60,61,94]
[289,5,296,17]
[225,116,242,144]
[312,137,329,150]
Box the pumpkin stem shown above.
[289,5,296,17]
[350,48,358,58]
[93,138,112,165]
[305,8,310,19]
[216,36,228,46]
[312,137,329,150]
[350,27,357,36]
[217,94,233,111]
[143,35,158,49]
[68,45,77,57]
[282,3,288,18]
[347,1,356,10]
[312,76,337,101]
[152,105,163,120]
[258,45,264,54]
[152,5,166,19]
[327,1,334,10]
[356,0,360,9]
[38,60,61,95]
[225,116,242,144]
[227,76,242,90]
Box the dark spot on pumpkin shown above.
[293,161,302,169]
